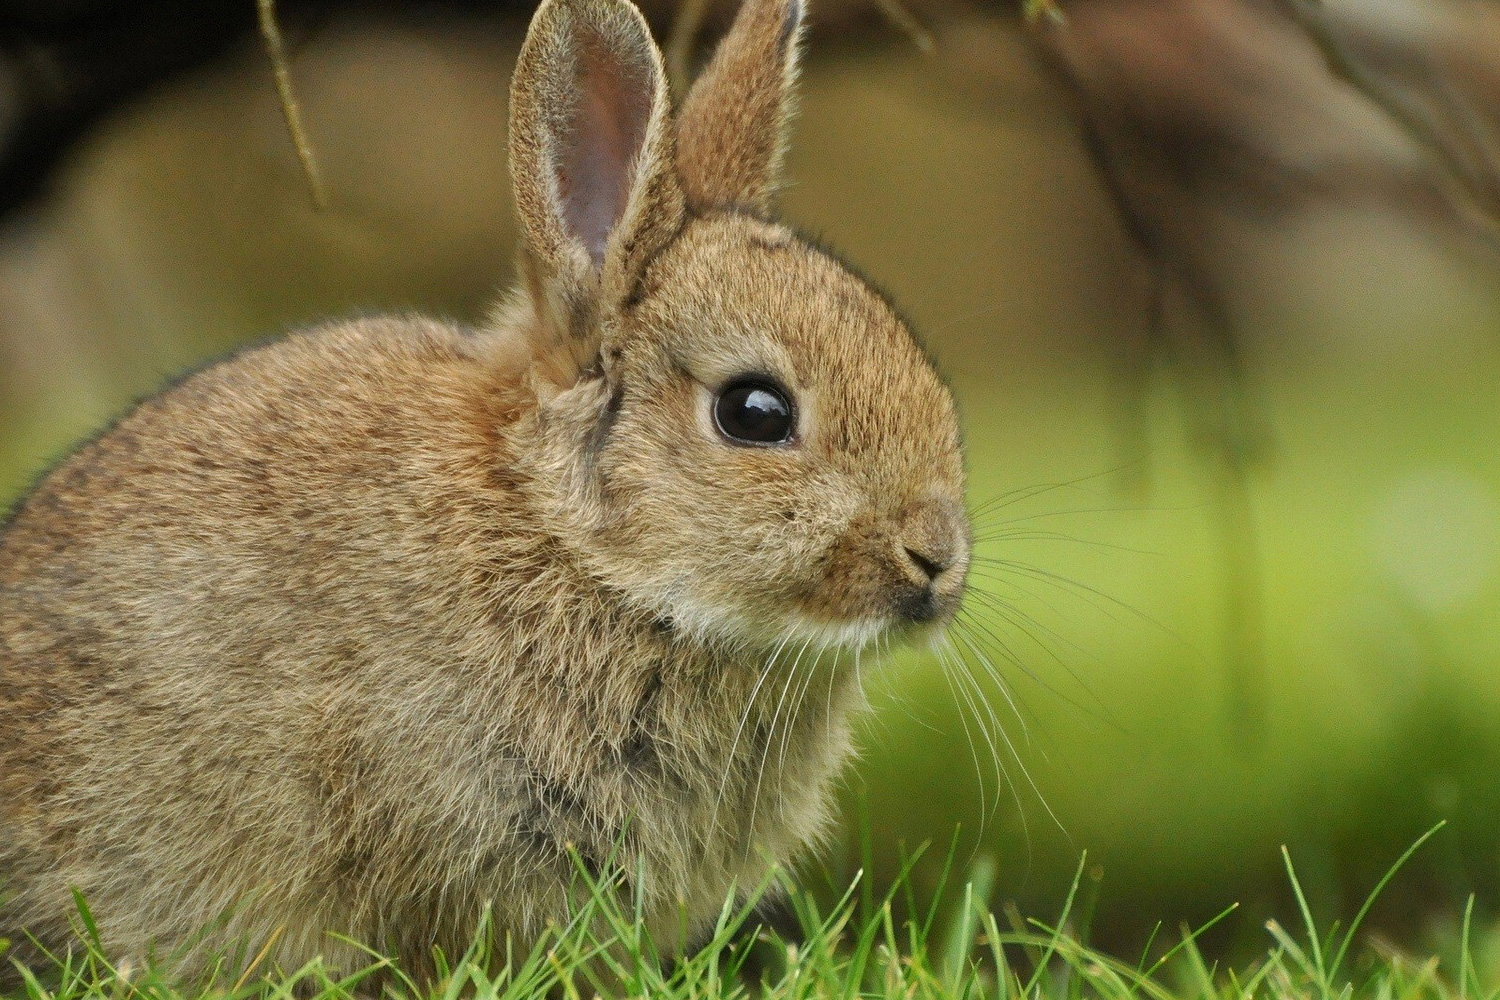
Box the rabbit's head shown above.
[505,0,968,650]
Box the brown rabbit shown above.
[0,0,969,979]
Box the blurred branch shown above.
[257,0,327,210]
[869,0,936,55]
[1275,0,1500,229]
[1023,1,1273,739]
[1021,0,1065,27]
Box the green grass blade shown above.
[1281,844,1329,995]
[1325,821,1445,988]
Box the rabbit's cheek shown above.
[789,513,902,624]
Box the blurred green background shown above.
[3,0,1499,963]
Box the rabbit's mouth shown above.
[780,584,967,653]
[893,580,966,629]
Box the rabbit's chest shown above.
[540,657,863,917]
[370,631,866,943]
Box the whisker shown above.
[965,466,1135,521]
[935,642,994,837]
[940,636,1037,857]
[969,556,1184,642]
[709,630,793,840]
[951,601,1045,722]
[942,637,1011,820]
[964,586,1078,654]
[868,667,949,738]
[778,641,827,777]
[824,641,846,744]
[949,622,1033,743]
[958,595,1124,733]
[968,501,1192,532]
[746,636,814,841]
[947,631,1069,841]
[964,565,1079,630]
[970,528,1163,557]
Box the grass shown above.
[4,824,1494,1000]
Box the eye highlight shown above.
[713,379,795,446]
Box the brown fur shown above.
[0,0,968,979]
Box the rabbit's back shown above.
[0,316,545,968]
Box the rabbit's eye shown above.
[714,380,795,446]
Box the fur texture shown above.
[0,0,968,978]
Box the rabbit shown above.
[0,0,970,981]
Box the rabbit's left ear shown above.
[676,0,805,213]
[509,0,685,316]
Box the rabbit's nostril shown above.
[903,545,950,581]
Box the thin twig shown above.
[871,0,936,54]
[257,0,329,210]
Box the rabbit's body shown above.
[0,0,969,977]
[0,312,855,971]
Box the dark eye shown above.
[714,379,795,445]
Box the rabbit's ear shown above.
[676,0,804,213]
[510,0,685,324]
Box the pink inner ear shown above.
[560,31,654,269]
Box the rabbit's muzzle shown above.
[890,497,969,624]
[800,494,971,635]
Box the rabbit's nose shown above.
[902,544,952,582]
[895,498,968,588]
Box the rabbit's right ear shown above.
[676,0,804,213]
[509,0,685,380]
